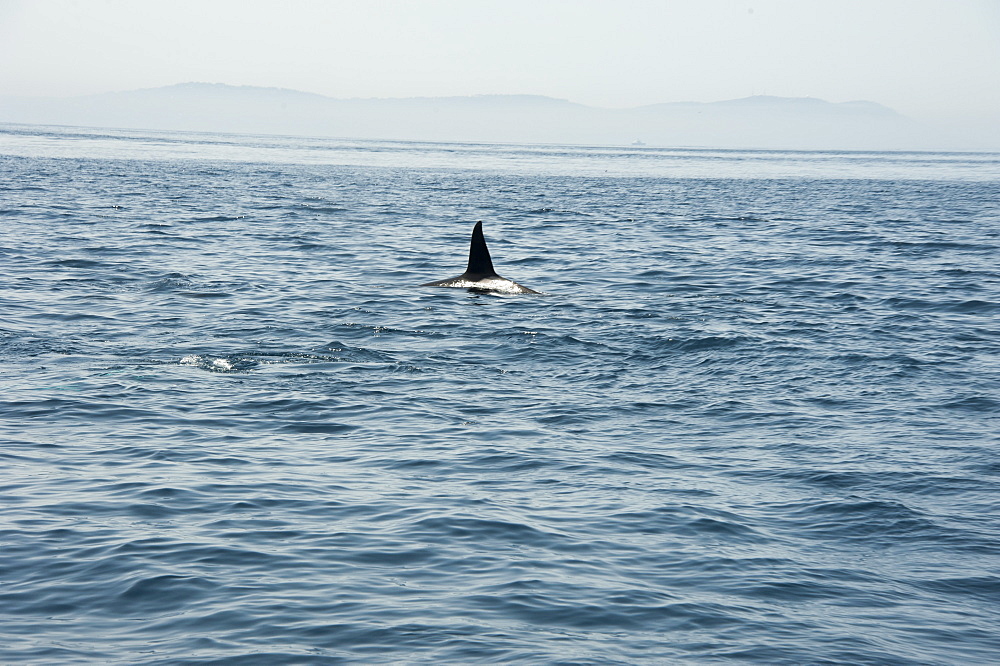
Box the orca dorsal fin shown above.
[464,220,497,278]
[420,220,539,293]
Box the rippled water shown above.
[2,124,999,664]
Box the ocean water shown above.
[1,123,999,665]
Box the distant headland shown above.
[0,82,988,151]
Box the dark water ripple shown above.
[2,126,1000,664]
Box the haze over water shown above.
[2,124,999,663]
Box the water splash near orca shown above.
[421,221,539,294]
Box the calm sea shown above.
[2,123,999,664]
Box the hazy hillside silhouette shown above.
[0,82,987,150]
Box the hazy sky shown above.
[1,0,998,121]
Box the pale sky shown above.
[1,0,998,122]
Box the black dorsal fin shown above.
[420,220,539,293]
[464,220,497,278]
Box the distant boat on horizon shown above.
[631,139,646,146]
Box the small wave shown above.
[921,576,1000,603]
[762,497,975,547]
[44,258,107,269]
[179,354,257,372]
[601,451,704,471]
[318,341,398,362]
[177,290,232,298]
[112,574,217,614]
[607,505,764,542]
[146,273,241,296]
[883,239,994,253]
[880,296,1000,314]
[293,204,348,214]
[280,421,357,434]
[935,395,1000,413]
[177,346,397,373]
[410,515,557,546]
[185,214,247,222]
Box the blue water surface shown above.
[1,124,999,664]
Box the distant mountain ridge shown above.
[0,82,966,150]
[643,94,898,114]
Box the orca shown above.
[421,221,539,294]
